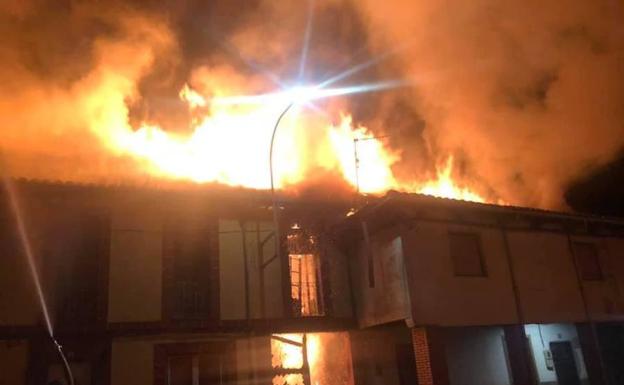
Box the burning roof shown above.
[342,191,624,239]
[1,1,623,210]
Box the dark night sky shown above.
[566,153,624,218]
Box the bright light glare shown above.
[287,85,322,104]
[212,80,406,108]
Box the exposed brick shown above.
[411,327,449,385]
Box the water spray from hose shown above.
[0,161,74,385]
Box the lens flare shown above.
[212,80,405,107]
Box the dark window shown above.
[155,342,236,385]
[163,217,218,320]
[449,232,486,277]
[41,210,108,329]
[573,242,602,281]
[30,337,110,385]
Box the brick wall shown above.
[411,327,449,385]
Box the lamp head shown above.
[284,85,320,104]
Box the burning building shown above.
[340,192,624,385]
[2,1,624,384]
[1,180,624,385]
[0,180,355,385]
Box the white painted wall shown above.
[524,323,588,385]
[219,219,283,320]
[353,226,410,328]
[445,326,512,385]
[111,338,155,385]
[508,232,586,323]
[235,335,271,385]
[401,222,517,326]
[574,236,624,321]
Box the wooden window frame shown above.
[27,335,111,385]
[154,341,236,385]
[161,214,220,323]
[37,206,111,332]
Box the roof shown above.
[341,191,624,238]
[2,177,353,217]
[6,178,624,234]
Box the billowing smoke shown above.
[0,1,175,181]
[357,0,624,208]
[1,0,623,209]
[0,0,372,185]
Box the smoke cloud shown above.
[0,1,175,181]
[357,0,624,208]
[1,0,623,209]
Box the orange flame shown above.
[97,81,487,202]
[271,334,304,369]
[416,156,485,202]
[271,333,352,385]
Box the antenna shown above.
[352,134,391,197]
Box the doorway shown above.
[395,343,418,385]
[550,341,581,385]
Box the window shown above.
[449,232,486,277]
[33,337,109,385]
[154,342,235,385]
[573,242,602,281]
[287,228,324,317]
[163,216,218,320]
[41,211,108,328]
[289,254,321,316]
[167,353,221,385]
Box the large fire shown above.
[98,80,487,202]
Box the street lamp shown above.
[267,86,319,316]
[269,101,293,283]
[262,83,393,313]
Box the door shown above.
[395,343,418,385]
[156,342,236,385]
[550,341,581,385]
[168,352,221,385]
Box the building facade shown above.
[343,192,624,385]
[1,181,624,385]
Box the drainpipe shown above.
[499,222,525,326]
[240,220,250,322]
[256,221,266,318]
[565,231,608,385]
[499,220,537,385]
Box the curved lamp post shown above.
[269,102,294,292]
